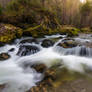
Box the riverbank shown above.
[0,23,92,45]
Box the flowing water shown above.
[0,34,92,92]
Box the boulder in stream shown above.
[17,45,40,56]
[19,38,38,44]
[58,40,78,48]
[8,48,15,52]
[0,53,10,61]
[41,39,54,48]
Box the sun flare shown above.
[80,0,86,3]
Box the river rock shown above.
[0,53,10,61]
[19,38,38,44]
[32,64,47,73]
[28,67,57,92]
[41,39,54,48]
[0,42,5,47]
[58,40,78,48]
[0,85,5,91]
[17,45,40,56]
[81,42,92,48]
[8,48,15,52]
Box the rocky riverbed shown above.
[0,33,92,92]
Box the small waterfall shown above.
[17,46,92,73]
[54,46,92,57]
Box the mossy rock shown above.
[28,66,85,92]
[24,25,60,38]
[24,25,80,38]
[81,27,92,33]
[23,24,44,37]
[0,24,23,43]
[60,26,80,36]
[58,40,78,48]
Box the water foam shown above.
[17,47,92,73]
[0,36,92,92]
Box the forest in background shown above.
[0,0,92,28]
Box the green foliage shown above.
[0,0,92,28]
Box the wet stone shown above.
[28,67,57,92]
[8,48,15,52]
[0,85,5,91]
[0,42,5,47]
[19,38,38,44]
[17,45,40,56]
[32,64,47,73]
[41,39,54,48]
[0,53,10,61]
[58,40,78,48]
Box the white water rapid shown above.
[0,35,92,92]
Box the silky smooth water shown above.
[0,35,92,92]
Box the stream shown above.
[0,34,92,92]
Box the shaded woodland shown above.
[0,0,92,28]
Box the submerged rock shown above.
[0,53,10,61]
[28,68,57,92]
[28,65,63,92]
[32,64,47,73]
[41,39,54,48]
[17,45,40,56]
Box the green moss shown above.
[24,24,59,37]
[0,24,23,43]
[60,26,80,36]
[0,23,81,43]
[0,35,15,43]
[24,25,80,37]
[81,27,92,33]
[25,24,42,32]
